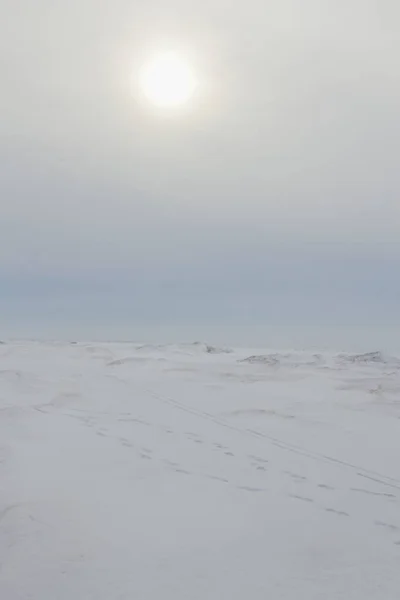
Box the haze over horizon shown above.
[1,1,400,347]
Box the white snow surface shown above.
[1,341,400,599]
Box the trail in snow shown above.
[1,341,400,599]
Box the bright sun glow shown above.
[139,52,197,108]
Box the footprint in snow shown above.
[248,455,268,464]
[289,494,314,503]
[163,459,179,468]
[325,508,349,517]
[119,437,134,448]
[285,471,307,482]
[205,474,229,484]
[139,453,152,460]
[186,433,204,444]
[351,488,395,499]
[375,521,399,532]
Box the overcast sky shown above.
[1,0,400,347]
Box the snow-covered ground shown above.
[1,341,400,599]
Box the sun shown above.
[139,52,198,108]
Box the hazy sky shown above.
[1,0,400,347]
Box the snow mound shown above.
[107,357,151,366]
[336,351,399,367]
[240,352,323,368]
[240,354,280,366]
[134,342,233,356]
[205,345,233,355]
[108,356,166,366]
